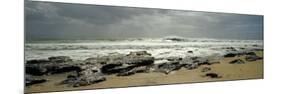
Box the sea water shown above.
[25,37,263,61]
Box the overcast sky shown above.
[25,1,263,40]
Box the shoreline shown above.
[25,51,263,93]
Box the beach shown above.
[25,45,263,93]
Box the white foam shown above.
[25,38,263,60]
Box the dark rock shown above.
[201,67,211,72]
[204,73,222,78]
[100,63,125,74]
[165,37,185,41]
[127,51,152,56]
[61,69,106,87]
[229,59,245,64]
[99,51,154,74]
[26,59,80,76]
[252,44,258,47]
[245,55,262,62]
[245,52,256,56]
[180,57,211,70]
[224,53,237,57]
[25,64,48,75]
[155,61,182,74]
[116,66,149,76]
[25,75,47,86]
[187,51,193,53]
[26,59,50,64]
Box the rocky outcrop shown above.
[25,56,80,76]
[60,51,154,87]
[99,51,154,75]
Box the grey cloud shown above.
[25,1,263,40]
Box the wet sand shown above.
[25,51,263,93]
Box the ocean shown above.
[25,37,263,62]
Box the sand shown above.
[25,51,263,93]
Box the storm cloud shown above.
[25,1,263,40]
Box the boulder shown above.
[229,59,245,64]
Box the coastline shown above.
[25,51,263,93]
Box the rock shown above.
[155,61,182,74]
[179,57,210,70]
[25,75,47,86]
[127,51,152,56]
[166,57,183,62]
[26,59,50,64]
[123,56,154,65]
[99,51,154,74]
[187,51,193,53]
[229,59,245,64]
[61,68,106,87]
[84,57,108,65]
[116,66,149,76]
[100,63,127,74]
[224,53,237,57]
[245,55,262,62]
[48,56,72,63]
[204,73,222,78]
[252,44,258,47]
[245,52,256,56]
[26,58,80,76]
[164,37,185,41]
[201,67,211,72]
[25,64,48,75]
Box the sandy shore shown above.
[25,51,263,93]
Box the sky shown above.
[25,1,263,40]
